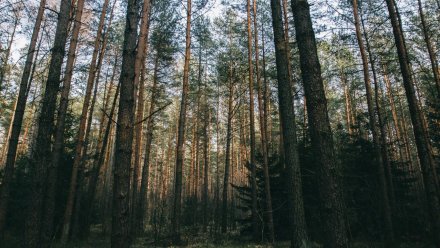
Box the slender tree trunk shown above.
[61,0,111,239]
[77,4,117,239]
[202,100,209,233]
[362,27,396,213]
[189,117,197,198]
[0,0,46,236]
[252,0,275,242]
[25,0,71,246]
[138,55,159,232]
[84,67,120,239]
[246,0,259,239]
[131,0,151,234]
[351,0,394,239]
[43,0,84,241]
[382,67,409,164]
[214,82,221,234]
[172,0,191,242]
[72,36,112,239]
[93,0,117,169]
[385,0,440,244]
[261,22,270,151]
[111,0,140,246]
[222,71,234,234]
[290,0,349,247]
[269,0,308,246]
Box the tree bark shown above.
[111,0,140,246]
[50,0,85,241]
[202,99,209,232]
[131,0,151,234]
[83,65,120,239]
[25,0,71,246]
[269,0,308,246]
[138,55,159,232]
[172,0,191,241]
[0,0,46,236]
[222,68,234,234]
[290,0,349,247]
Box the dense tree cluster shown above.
[0,0,439,247]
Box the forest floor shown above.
[49,226,435,248]
[3,225,435,247]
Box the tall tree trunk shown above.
[351,0,394,239]
[131,0,151,234]
[72,38,112,239]
[189,118,197,198]
[60,0,109,239]
[261,22,270,151]
[25,0,71,246]
[83,66,120,239]
[269,0,308,246]
[246,0,259,239]
[214,82,221,234]
[0,0,46,236]
[253,0,275,242]
[202,100,209,233]
[43,0,84,242]
[172,0,191,242]
[384,0,440,244]
[361,19,396,213]
[138,55,159,232]
[111,0,140,246]
[222,70,234,234]
[290,0,349,247]
[77,3,117,239]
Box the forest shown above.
[0,0,439,247]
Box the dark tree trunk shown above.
[50,0,85,241]
[385,0,440,245]
[138,55,159,232]
[60,0,110,240]
[290,0,349,247]
[83,70,120,239]
[202,100,209,233]
[222,70,234,234]
[172,0,191,242]
[111,0,140,246]
[269,0,308,246]
[131,0,151,234]
[25,0,71,246]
